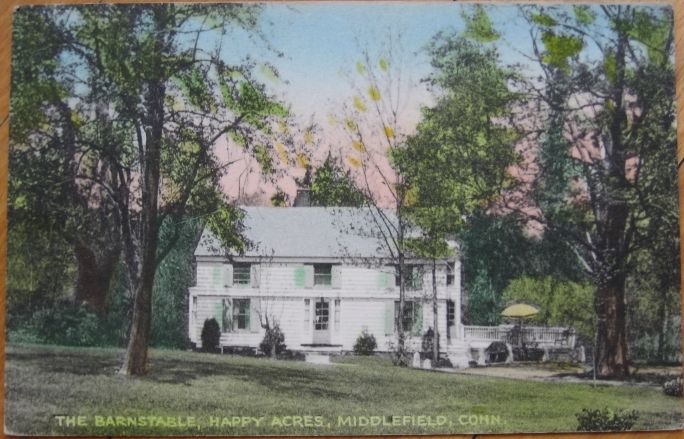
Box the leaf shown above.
[353,96,367,112]
[572,6,595,26]
[531,13,557,27]
[356,60,366,75]
[344,118,358,132]
[277,120,289,135]
[258,63,280,84]
[462,5,499,43]
[303,129,314,145]
[254,145,273,174]
[296,153,309,169]
[384,125,395,139]
[352,139,366,153]
[541,32,584,70]
[346,155,362,168]
[378,57,389,72]
[275,142,288,165]
[327,113,337,127]
[603,52,617,84]
[368,86,381,101]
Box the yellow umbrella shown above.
[501,303,540,350]
[501,303,540,319]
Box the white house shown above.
[188,206,577,367]
[188,206,463,356]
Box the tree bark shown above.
[120,5,167,376]
[595,273,629,378]
[74,243,119,313]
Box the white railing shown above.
[463,324,576,348]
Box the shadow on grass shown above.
[6,346,356,401]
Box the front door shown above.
[313,298,330,344]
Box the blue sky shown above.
[215,3,537,125]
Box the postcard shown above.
[3,1,683,436]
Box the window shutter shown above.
[294,265,306,288]
[331,266,342,289]
[377,270,393,290]
[250,299,260,332]
[304,265,314,288]
[213,301,224,331]
[414,267,424,290]
[384,301,395,335]
[223,264,233,288]
[222,298,233,332]
[251,265,260,288]
[412,302,423,336]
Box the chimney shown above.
[293,188,311,207]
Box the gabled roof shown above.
[195,206,458,261]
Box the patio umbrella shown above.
[501,303,540,348]
[501,303,540,319]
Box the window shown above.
[233,263,251,286]
[395,265,423,290]
[314,264,332,286]
[232,298,250,330]
[394,300,421,333]
[191,258,197,287]
[191,296,197,322]
[447,300,455,328]
[446,262,455,286]
[314,298,329,330]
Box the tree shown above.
[513,5,676,377]
[336,40,416,364]
[10,4,290,375]
[502,276,595,340]
[309,153,365,207]
[394,32,520,361]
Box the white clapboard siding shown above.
[190,258,461,350]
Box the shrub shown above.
[260,323,286,357]
[576,408,639,432]
[200,318,221,353]
[389,333,411,367]
[421,328,435,360]
[353,329,377,355]
[663,377,683,397]
[32,303,104,346]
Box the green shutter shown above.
[377,271,389,288]
[213,301,224,331]
[294,266,306,288]
[212,266,221,286]
[384,301,395,335]
[412,302,423,335]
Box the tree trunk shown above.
[432,259,439,362]
[595,273,629,378]
[74,243,119,313]
[120,6,166,376]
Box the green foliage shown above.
[259,324,287,357]
[502,276,595,340]
[461,5,499,42]
[540,32,584,71]
[201,318,221,353]
[31,304,105,347]
[309,154,365,207]
[662,378,682,397]
[420,328,435,360]
[575,408,638,432]
[353,329,377,356]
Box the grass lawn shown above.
[4,343,682,435]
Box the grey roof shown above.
[196,206,405,259]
